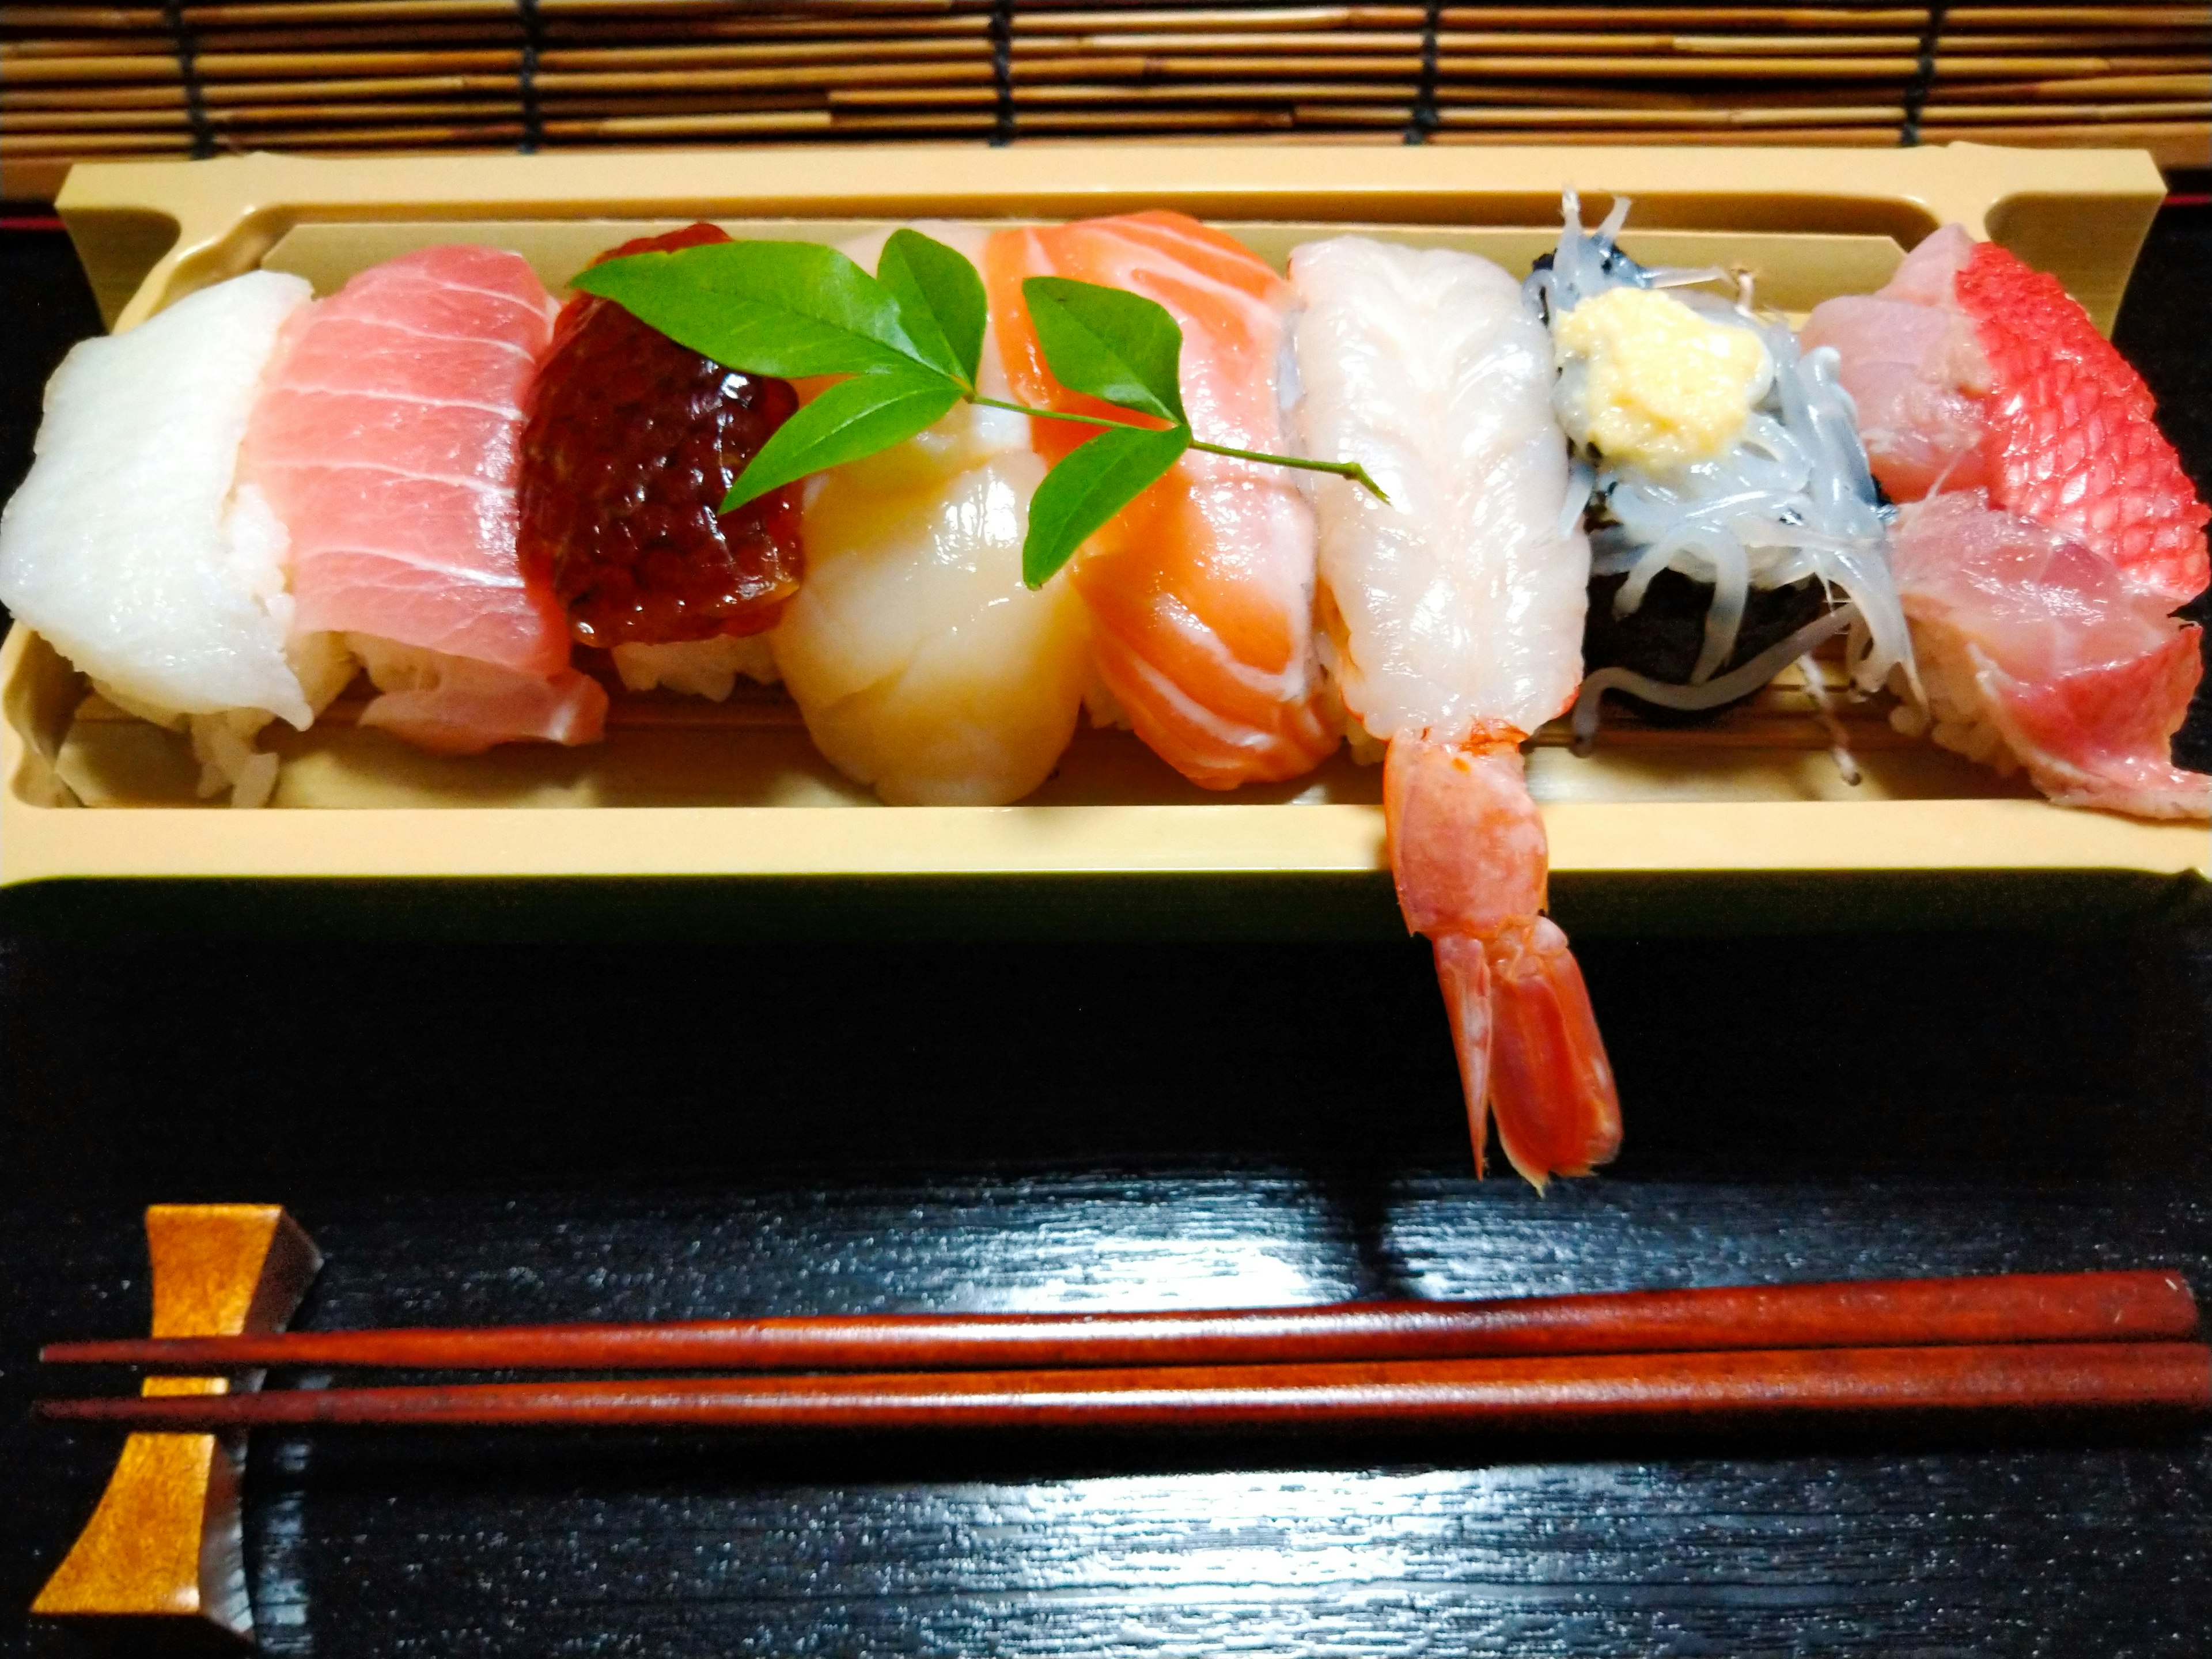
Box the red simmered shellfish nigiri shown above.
[519,224,805,703]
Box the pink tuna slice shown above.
[1890,491,2208,820]
[247,245,606,752]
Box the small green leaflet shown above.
[1022,423,1188,588]
[1022,276,1187,426]
[877,228,986,390]
[571,240,925,380]
[724,368,962,512]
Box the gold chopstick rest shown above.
[33,1204,320,1642]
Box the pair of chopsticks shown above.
[40,1271,2211,1435]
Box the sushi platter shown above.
[1,141,2204,945]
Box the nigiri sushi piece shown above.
[771,224,1089,805]
[1801,226,2209,602]
[1528,195,1913,731]
[1889,491,2208,819]
[1290,234,1619,1186]
[0,270,332,806]
[519,224,804,700]
[986,211,1336,789]
[245,245,606,756]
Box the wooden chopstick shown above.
[41,1271,2199,1375]
[41,1343,2212,1434]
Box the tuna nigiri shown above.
[1290,234,1620,1186]
[0,271,331,806]
[986,211,1336,789]
[773,224,1090,805]
[245,245,606,755]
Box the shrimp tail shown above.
[1431,933,1494,1178]
[1385,733,1623,1187]
[1485,916,1622,1188]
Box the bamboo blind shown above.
[5,1,2207,203]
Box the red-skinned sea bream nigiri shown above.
[1802,228,2209,818]
[1802,227,2208,599]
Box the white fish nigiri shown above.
[1290,236,1619,1186]
[771,224,1089,806]
[0,271,321,802]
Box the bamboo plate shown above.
[1,142,2203,940]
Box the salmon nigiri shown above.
[1290,235,1620,1186]
[245,245,607,755]
[984,211,1336,789]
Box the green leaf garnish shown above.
[1021,276,1188,426]
[723,368,963,512]
[1021,423,1190,588]
[573,240,929,380]
[878,228,986,390]
[578,231,1388,547]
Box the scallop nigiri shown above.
[1289,234,1619,1186]
[986,211,1336,789]
[244,245,607,755]
[771,224,1090,805]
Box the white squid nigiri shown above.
[769,224,1090,805]
[1290,235,1620,1185]
[0,271,332,806]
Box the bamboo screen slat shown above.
[5,1,2206,202]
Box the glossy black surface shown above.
[2,204,2209,1658]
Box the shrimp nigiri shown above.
[1290,234,1620,1185]
[986,211,1336,789]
